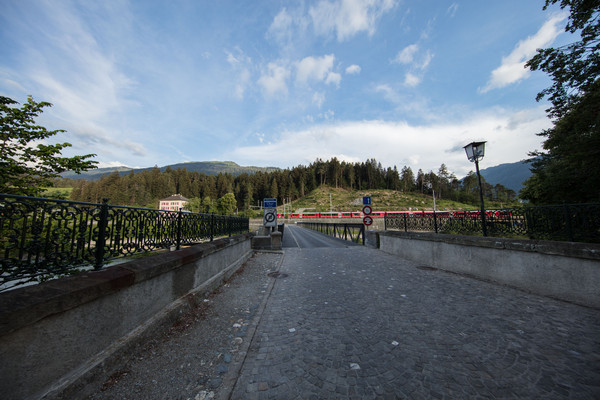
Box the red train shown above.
[276,210,510,219]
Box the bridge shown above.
[1,225,599,399]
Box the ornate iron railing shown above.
[297,222,365,245]
[0,194,249,291]
[384,203,600,243]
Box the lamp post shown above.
[463,141,487,237]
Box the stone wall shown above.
[377,231,600,308]
[0,233,253,399]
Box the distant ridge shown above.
[478,160,533,193]
[61,161,280,181]
[62,159,533,193]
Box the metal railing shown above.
[0,194,249,291]
[384,203,600,243]
[297,222,365,245]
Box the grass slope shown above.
[286,186,514,213]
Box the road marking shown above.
[287,226,301,248]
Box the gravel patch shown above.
[86,251,282,400]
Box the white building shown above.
[159,194,189,211]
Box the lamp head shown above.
[464,141,486,163]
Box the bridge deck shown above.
[90,225,600,399]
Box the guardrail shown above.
[384,203,600,243]
[297,222,365,245]
[0,194,249,291]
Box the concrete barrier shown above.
[0,233,253,400]
[378,231,600,308]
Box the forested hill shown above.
[60,161,279,181]
[64,158,519,213]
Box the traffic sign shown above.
[362,205,372,215]
[264,198,277,208]
[363,216,373,226]
[363,196,371,205]
[265,212,276,223]
[263,208,277,227]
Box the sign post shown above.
[362,199,373,226]
[263,198,277,228]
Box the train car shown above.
[319,212,341,218]
[384,211,406,217]
[303,212,319,218]
[280,210,501,219]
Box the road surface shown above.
[281,224,360,248]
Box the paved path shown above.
[225,225,600,399]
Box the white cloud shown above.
[481,12,567,93]
[258,62,290,97]
[420,51,433,70]
[225,48,253,100]
[375,84,400,103]
[326,72,342,86]
[313,91,326,107]
[267,7,310,49]
[296,54,336,84]
[447,3,458,18]
[96,160,139,168]
[309,0,396,41]
[268,8,294,40]
[404,72,420,87]
[225,47,251,66]
[393,44,418,64]
[392,45,433,87]
[228,107,550,176]
[235,69,251,100]
[345,64,361,74]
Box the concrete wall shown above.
[377,231,600,308]
[0,233,253,400]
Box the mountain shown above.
[479,160,533,193]
[61,161,280,181]
[63,159,533,193]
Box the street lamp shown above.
[463,141,487,236]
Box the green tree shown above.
[400,166,415,192]
[202,196,217,214]
[0,96,97,196]
[269,177,278,200]
[184,197,203,213]
[522,0,600,203]
[217,193,237,215]
[521,82,600,202]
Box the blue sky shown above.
[1,0,571,177]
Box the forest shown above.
[61,158,517,215]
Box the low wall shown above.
[0,233,253,400]
[378,231,600,308]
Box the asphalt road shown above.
[281,224,360,248]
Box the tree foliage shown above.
[522,0,600,203]
[0,96,97,196]
[526,0,600,117]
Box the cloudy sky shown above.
[1,0,571,176]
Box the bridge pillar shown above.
[270,231,282,250]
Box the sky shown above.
[1,0,573,177]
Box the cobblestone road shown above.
[224,227,600,399]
